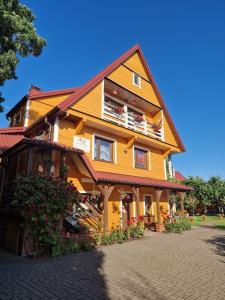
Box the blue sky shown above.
[1,0,225,179]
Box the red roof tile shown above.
[0,134,24,154]
[175,171,186,182]
[79,154,192,191]
[29,86,80,99]
[0,127,25,134]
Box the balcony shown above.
[103,79,164,141]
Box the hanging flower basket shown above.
[81,195,89,203]
[113,106,124,115]
[120,192,130,201]
[151,119,162,131]
[135,115,144,123]
[90,190,103,202]
[150,109,158,118]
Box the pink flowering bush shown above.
[12,171,80,256]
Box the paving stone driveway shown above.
[0,226,225,300]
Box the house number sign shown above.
[73,136,90,153]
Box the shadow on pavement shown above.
[204,234,225,257]
[0,249,108,299]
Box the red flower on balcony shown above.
[151,119,162,131]
[114,106,124,114]
[135,115,144,122]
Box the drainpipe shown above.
[44,117,52,141]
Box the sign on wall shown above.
[73,136,90,153]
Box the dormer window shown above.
[133,72,141,88]
[14,111,21,125]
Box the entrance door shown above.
[122,193,133,228]
[144,195,153,216]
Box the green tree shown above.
[0,0,46,111]
[207,176,225,213]
[184,176,210,213]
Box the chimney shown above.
[29,85,42,96]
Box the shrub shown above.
[165,217,192,234]
[94,223,144,246]
[12,171,81,257]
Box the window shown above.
[14,111,21,125]
[134,147,148,169]
[133,73,141,87]
[94,136,113,162]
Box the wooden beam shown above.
[125,135,136,152]
[26,147,33,176]
[163,149,172,158]
[74,118,86,135]
[177,191,185,213]
[155,189,163,224]
[98,184,114,233]
[132,187,140,218]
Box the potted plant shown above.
[135,115,144,123]
[120,192,130,201]
[90,190,103,202]
[114,106,125,115]
[150,109,158,118]
[151,119,162,132]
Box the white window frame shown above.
[143,194,153,215]
[132,145,151,170]
[92,133,117,164]
[133,72,141,88]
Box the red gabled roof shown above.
[175,171,186,182]
[0,134,24,154]
[57,44,185,151]
[79,154,192,191]
[0,127,25,135]
[29,86,80,100]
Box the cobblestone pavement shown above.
[0,226,225,300]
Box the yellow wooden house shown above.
[0,45,192,253]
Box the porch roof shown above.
[0,136,83,156]
[0,134,24,154]
[79,154,193,192]
[0,127,25,134]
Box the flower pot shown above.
[155,223,165,233]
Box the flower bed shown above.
[165,217,192,234]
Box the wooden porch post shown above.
[132,187,140,218]
[155,189,163,224]
[98,184,114,234]
[26,147,33,176]
[177,191,185,214]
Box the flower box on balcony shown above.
[113,106,125,115]
[135,115,144,123]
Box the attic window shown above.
[14,111,21,125]
[133,73,141,88]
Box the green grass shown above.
[191,215,225,229]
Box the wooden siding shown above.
[108,65,161,107]
[163,114,179,147]
[28,94,71,126]
[71,83,102,118]
[123,52,149,80]
[58,121,165,180]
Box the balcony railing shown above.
[103,95,163,140]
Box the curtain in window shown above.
[136,149,145,166]
[100,139,111,161]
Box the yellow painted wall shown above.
[163,114,179,147]
[28,94,72,125]
[108,65,161,107]
[71,83,102,118]
[123,52,149,80]
[58,121,165,180]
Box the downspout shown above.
[44,117,52,141]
